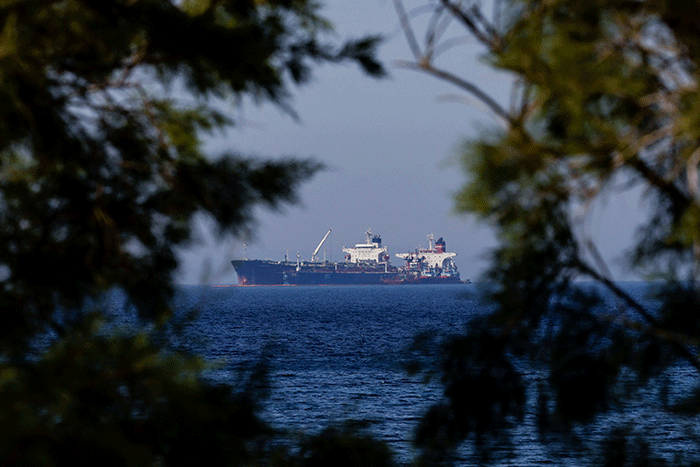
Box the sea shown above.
[131,282,700,465]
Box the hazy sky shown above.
[176,0,645,284]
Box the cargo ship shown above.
[230,229,465,286]
[382,234,463,284]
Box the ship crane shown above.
[311,229,332,262]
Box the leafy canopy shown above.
[0,0,384,351]
[0,1,390,466]
[395,0,700,465]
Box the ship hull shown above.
[232,260,401,286]
[285,270,397,285]
[231,260,464,286]
[381,275,463,285]
[230,260,296,285]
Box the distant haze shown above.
[176,0,645,285]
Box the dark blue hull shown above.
[284,270,396,285]
[230,260,296,285]
[231,260,397,285]
[381,275,463,285]
[231,260,464,286]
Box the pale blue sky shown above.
[176,0,644,284]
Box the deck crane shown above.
[311,229,332,263]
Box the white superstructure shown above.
[342,228,390,264]
[396,234,459,276]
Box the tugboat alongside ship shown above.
[230,229,467,286]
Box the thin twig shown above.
[467,4,503,49]
[424,4,445,62]
[439,0,496,49]
[577,259,700,375]
[396,59,514,126]
[392,0,422,61]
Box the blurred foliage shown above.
[294,420,396,467]
[395,0,700,465]
[0,0,393,465]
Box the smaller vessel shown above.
[384,234,463,284]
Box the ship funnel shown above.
[436,237,445,253]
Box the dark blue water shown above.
[160,282,700,465]
[171,284,477,460]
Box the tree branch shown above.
[392,0,422,61]
[439,0,500,49]
[628,156,691,209]
[576,259,700,375]
[396,59,514,126]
